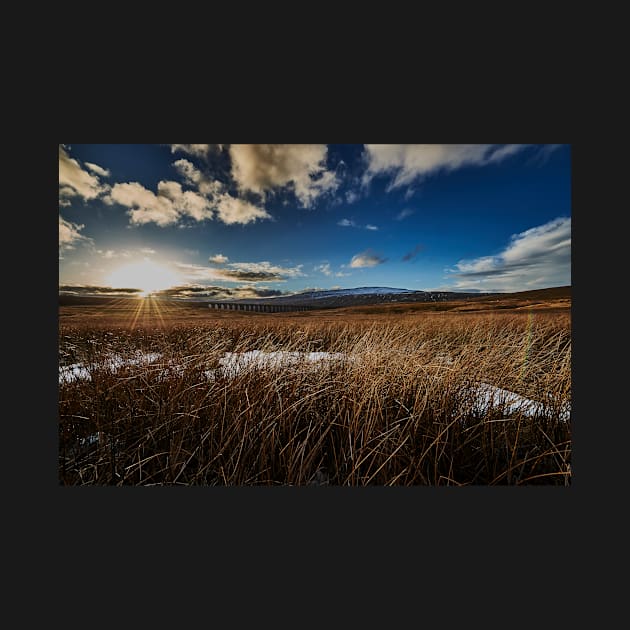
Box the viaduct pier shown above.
[208,302,313,313]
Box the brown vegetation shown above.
[59,296,571,486]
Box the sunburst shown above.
[105,260,181,297]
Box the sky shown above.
[59,144,571,299]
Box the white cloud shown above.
[155,284,286,300]
[173,159,224,196]
[229,144,339,207]
[316,263,332,276]
[59,145,109,201]
[100,250,117,259]
[173,158,270,225]
[95,249,134,259]
[105,180,214,226]
[338,218,378,231]
[140,248,156,255]
[227,261,304,278]
[363,144,532,190]
[345,190,359,204]
[395,208,415,221]
[209,254,229,264]
[170,144,213,158]
[175,260,303,283]
[84,162,110,177]
[349,249,387,268]
[59,215,92,250]
[215,194,271,225]
[486,144,527,163]
[157,180,214,222]
[449,217,571,292]
[106,182,181,226]
[106,174,269,227]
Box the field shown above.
[59,292,571,485]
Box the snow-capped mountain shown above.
[222,286,481,309]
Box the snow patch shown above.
[58,352,570,422]
[59,352,162,384]
[216,350,346,377]
[468,382,570,422]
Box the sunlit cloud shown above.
[229,144,339,208]
[315,263,332,276]
[227,261,305,278]
[154,284,286,300]
[59,215,92,251]
[214,193,271,225]
[349,249,387,268]
[175,260,304,283]
[169,144,216,158]
[209,253,229,264]
[59,285,142,296]
[95,249,133,259]
[84,162,110,178]
[173,159,224,196]
[104,180,213,226]
[59,145,109,202]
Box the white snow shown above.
[59,363,93,383]
[216,350,346,377]
[468,382,570,422]
[59,352,162,384]
[58,350,570,422]
[59,350,344,383]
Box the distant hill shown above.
[223,286,483,309]
[467,286,570,301]
[59,295,122,307]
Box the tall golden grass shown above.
[59,310,571,485]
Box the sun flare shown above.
[105,260,181,297]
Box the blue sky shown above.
[59,144,571,299]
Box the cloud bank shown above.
[175,260,304,283]
[448,217,571,292]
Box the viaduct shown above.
[208,302,313,313]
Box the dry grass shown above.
[59,307,571,486]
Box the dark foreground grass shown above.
[59,311,571,485]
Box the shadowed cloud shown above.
[402,244,425,262]
[59,285,142,296]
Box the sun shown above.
[105,260,181,297]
